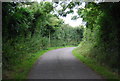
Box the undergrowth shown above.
[72,44,120,81]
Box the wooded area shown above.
[77,2,120,74]
[58,1,120,76]
[2,1,120,79]
[2,2,83,78]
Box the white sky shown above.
[57,2,86,27]
[59,2,86,27]
[32,0,86,27]
[60,15,83,27]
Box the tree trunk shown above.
[49,30,51,47]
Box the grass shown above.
[72,47,120,81]
[4,46,75,80]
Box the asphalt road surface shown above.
[28,47,103,79]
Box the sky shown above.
[58,2,86,27]
[32,0,86,27]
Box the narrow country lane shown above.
[28,47,103,79]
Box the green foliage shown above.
[2,2,83,79]
[57,2,81,17]
[77,2,120,75]
[53,24,83,46]
[73,48,120,80]
[71,15,79,20]
[3,47,70,79]
[3,1,120,79]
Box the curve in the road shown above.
[28,47,103,79]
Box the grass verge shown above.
[4,46,75,80]
[72,47,120,81]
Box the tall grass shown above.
[72,42,120,81]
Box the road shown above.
[28,47,103,79]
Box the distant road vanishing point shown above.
[28,47,103,79]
